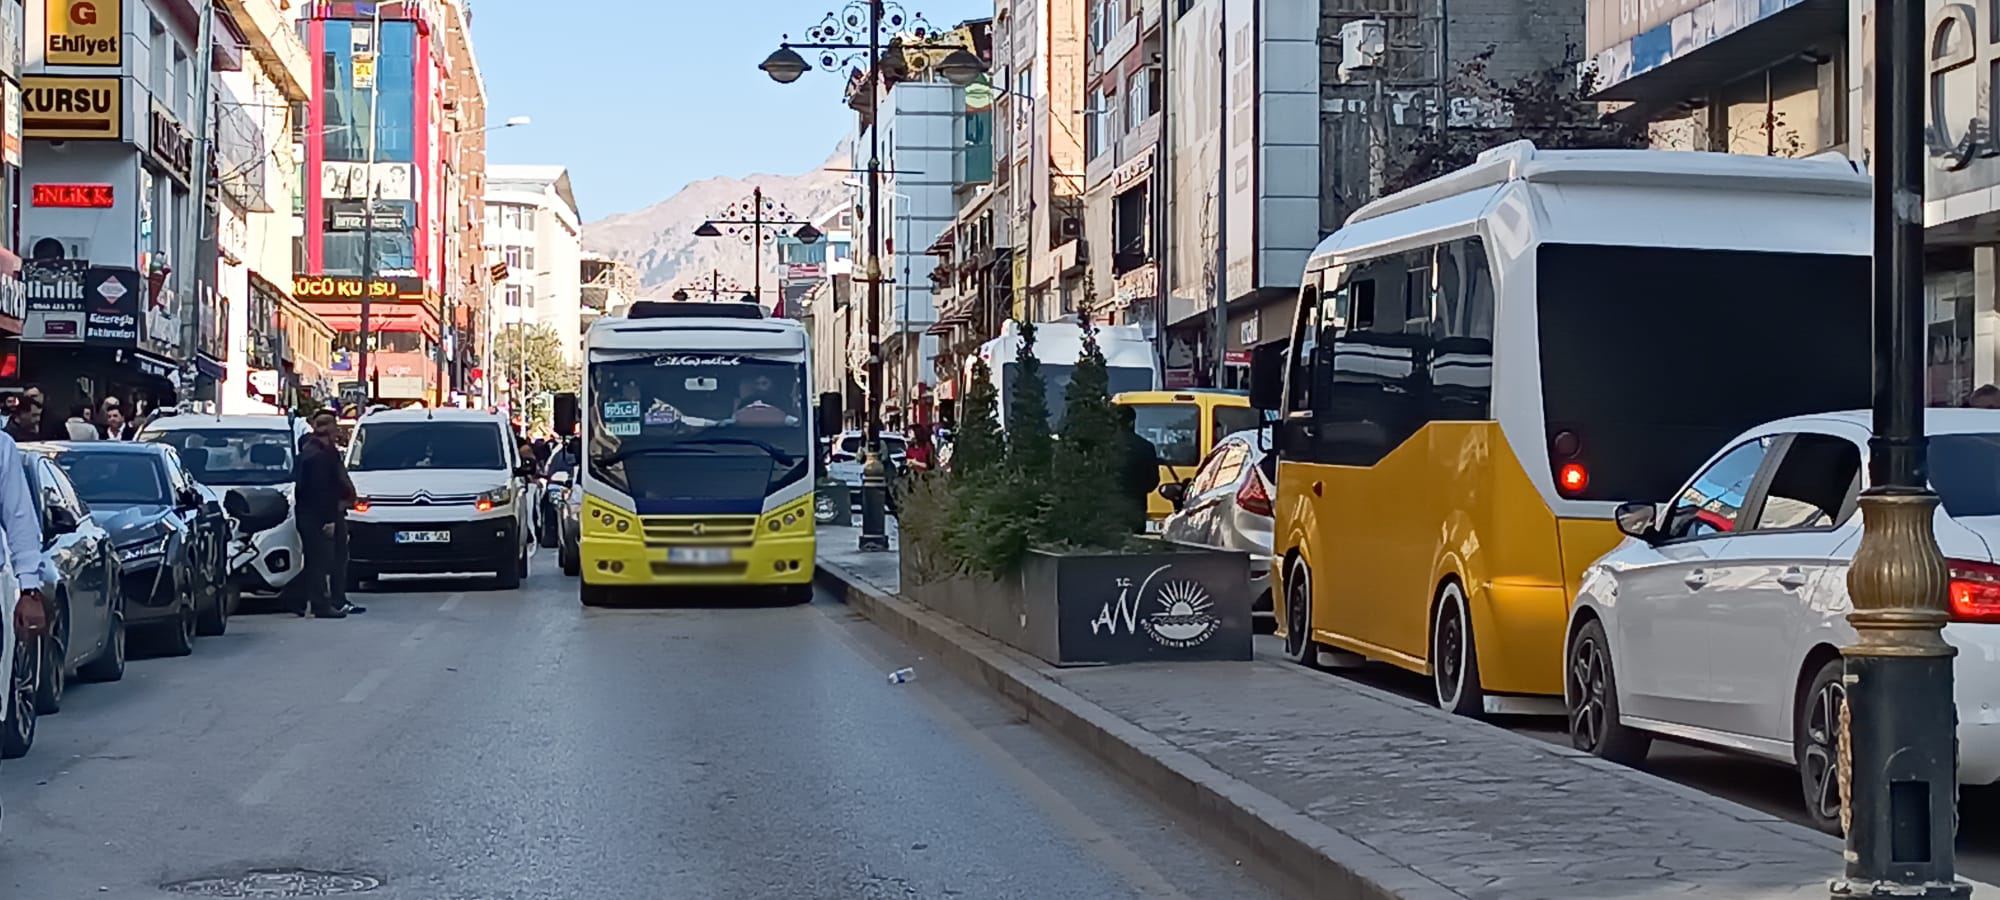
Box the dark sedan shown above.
[43,443,230,656]
[20,451,122,705]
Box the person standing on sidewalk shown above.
[293,411,363,618]
[0,416,47,833]
[1117,405,1161,533]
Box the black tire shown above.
[1431,580,1485,717]
[538,507,560,549]
[1796,658,1846,835]
[559,540,580,577]
[78,608,125,683]
[1282,557,1321,666]
[154,581,196,658]
[1565,619,1650,765]
[579,581,611,607]
[3,638,36,759]
[782,583,813,605]
[34,593,66,715]
[494,545,523,590]
[195,580,230,637]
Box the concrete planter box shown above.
[901,541,1253,666]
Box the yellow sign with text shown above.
[22,75,120,140]
[44,0,121,67]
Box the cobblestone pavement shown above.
[818,527,2000,898]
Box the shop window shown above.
[1928,267,1975,406]
[1113,184,1147,273]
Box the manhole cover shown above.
[161,869,382,897]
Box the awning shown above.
[1588,0,1843,111]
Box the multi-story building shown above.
[1082,0,1163,338]
[484,164,581,366]
[299,0,487,405]
[795,204,858,429]
[216,0,310,413]
[774,205,849,321]
[848,22,993,426]
[995,0,1086,327]
[1581,1,1993,403]
[20,0,239,416]
[578,252,634,333]
[436,0,490,406]
[0,0,26,365]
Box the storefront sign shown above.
[292,274,425,301]
[22,259,85,342]
[22,75,119,140]
[31,183,111,207]
[785,262,824,282]
[1224,350,1252,365]
[326,200,406,232]
[148,103,193,185]
[351,52,375,89]
[1114,148,1154,192]
[44,0,120,66]
[3,81,21,166]
[83,266,140,345]
[1237,316,1258,346]
[0,274,24,323]
[0,0,23,78]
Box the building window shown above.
[173,47,190,120]
[505,284,521,307]
[504,245,522,268]
[149,19,168,101]
[1087,88,1109,159]
[524,244,535,270]
[522,285,536,308]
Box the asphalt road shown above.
[1273,637,2000,885]
[0,561,1285,900]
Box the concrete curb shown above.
[815,560,1465,900]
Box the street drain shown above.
[160,868,382,897]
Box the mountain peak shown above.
[583,139,854,292]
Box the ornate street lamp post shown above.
[761,1,985,552]
[694,186,822,305]
[1832,1,1970,897]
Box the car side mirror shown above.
[1157,481,1188,508]
[1615,501,1660,543]
[44,504,77,538]
[550,471,572,485]
[225,487,288,536]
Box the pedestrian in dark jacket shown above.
[1117,405,1161,532]
[293,411,363,617]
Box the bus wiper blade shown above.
[592,444,717,466]
[664,437,798,464]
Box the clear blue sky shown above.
[472,0,992,222]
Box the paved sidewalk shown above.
[817,524,1998,899]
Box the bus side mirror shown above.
[553,393,579,436]
[817,392,843,438]
[1248,351,1284,411]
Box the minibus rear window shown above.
[1536,243,1871,503]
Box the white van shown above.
[972,319,1158,429]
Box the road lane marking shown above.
[341,667,394,704]
[399,621,438,649]
[439,593,464,612]
[810,607,1194,900]
[239,743,311,806]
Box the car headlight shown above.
[118,535,169,563]
[476,485,515,512]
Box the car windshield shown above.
[587,353,811,503]
[351,421,506,471]
[1927,434,2000,518]
[1130,404,1203,466]
[837,435,906,458]
[143,427,296,486]
[51,451,168,506]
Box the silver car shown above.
[1158,430,1275,626]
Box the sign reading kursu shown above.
[292,274,425,302]
[22,75,118,140]
[44,0,119,66]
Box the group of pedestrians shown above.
[0,388,137,444]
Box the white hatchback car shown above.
[1565,409,2000,833]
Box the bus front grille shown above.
[641,515,760,545]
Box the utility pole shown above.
[178,0,216,402]
[858,0,890,551]
[1210,22,1227,389]
[1152,2,1171,383]
[356,0,385,405]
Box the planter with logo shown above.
[900,540,1253,666]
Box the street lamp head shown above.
[694,221,724,238]
[760,46,811,84]
[672,289,690,302]
[794,223,823,244]
[504,115,532,127]
[937,48,987,87]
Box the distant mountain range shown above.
[581,140,853,294]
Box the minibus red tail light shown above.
[1949,559,2000,623]
[1557,463,1589,496]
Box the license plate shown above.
[395,530,452,544]
[667,547,733,566]
[1145,520,1163,534]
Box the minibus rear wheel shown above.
[1283,557,1320,666]
[1431,579,1484,716]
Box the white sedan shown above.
[1565,409,2000,834]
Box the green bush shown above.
[1043,315,1130,550]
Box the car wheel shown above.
[494,545,524,590]
[1797,657,1846,835]
[560,540,580,577]
[538,510,560,549]
[3,636,37,759]
[33,593,67,715]
[1432,580,1484,717]
[195,579,230,637]
[1565,619,1650,765]
[78,607,125,683]
[1283,557,1321,666]
[154,579,196,658]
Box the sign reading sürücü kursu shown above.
[22,75,118,140]
[292,274,425,301]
